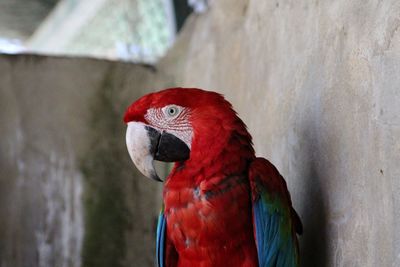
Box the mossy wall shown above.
[0,55,161,267]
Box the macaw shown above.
[124,88,302,267]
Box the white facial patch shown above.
[145,106,193,149]
[126,122,159,180]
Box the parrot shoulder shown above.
[249,157,302,234]
[248,157,302,266]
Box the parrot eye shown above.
[163,105,181,118]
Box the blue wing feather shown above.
[253,196,297,267]
[156,210,166,267]
[250,158,301,267]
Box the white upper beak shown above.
[126,122,161,181]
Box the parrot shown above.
[124,88,302,267]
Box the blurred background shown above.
[1,0,399,267]
[0,0,205,62]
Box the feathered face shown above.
[141,104,193,149]
[124,88,237,181]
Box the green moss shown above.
[80,66,130,267]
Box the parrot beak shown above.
[125,122,190,182]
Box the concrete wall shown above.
[157,0,400,266]
[0,55,161,267]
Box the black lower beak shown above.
[145,126,190,163]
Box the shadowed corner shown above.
[298,126,329,266]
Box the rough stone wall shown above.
[0,55,161,267]
[157,0,400,266]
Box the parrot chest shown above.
[163,175,258,266]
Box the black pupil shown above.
[169,108,175,115]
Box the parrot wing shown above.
[249,157,302,267]
[156,208,178,267]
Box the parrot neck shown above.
[167,126,255,186]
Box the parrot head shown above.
[124,87,254,182]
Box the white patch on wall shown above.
[35,151,84,267]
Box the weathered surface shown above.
[158,0,400,266]
[0,55,161,267]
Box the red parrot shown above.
[124,88,302,267]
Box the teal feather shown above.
[250,158,301,267]
[253,191,299,267]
